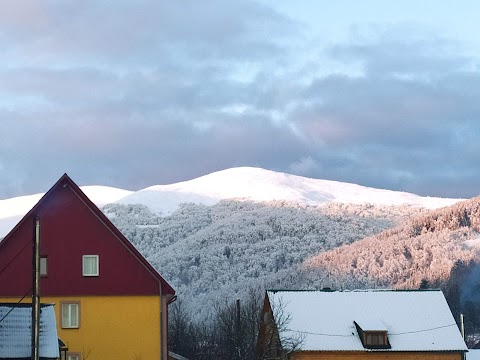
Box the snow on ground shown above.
[0,186,132,238]
[115,167,462,215]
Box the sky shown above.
[1,0,479,199]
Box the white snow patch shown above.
[81,186,133,207]
[116,167,462,215]
[0,167,464,237]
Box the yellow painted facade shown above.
[289,351,463,360]
[2,295,164,360]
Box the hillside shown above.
[104,200,425,319]
[303,196,480,289]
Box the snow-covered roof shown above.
[266,289,467,352]
[0,303,59,359]
[468,349,480,360]
[169,351,189,360]
[354,318,387,332]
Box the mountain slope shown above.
[104,200,408,319]
[303,196,480,289]
[115,167,461,214]
[2,167,461,238]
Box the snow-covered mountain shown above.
[0,167,462,238]
[115,167,461,214]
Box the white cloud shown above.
[289,157,321,176]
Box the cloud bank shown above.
[1,0,479,198]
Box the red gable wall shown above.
[0,175,174,297]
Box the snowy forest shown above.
[103,200,413,317]
[103,196,480,358]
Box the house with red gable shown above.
[0,174,176,360]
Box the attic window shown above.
[82,255,99,276]
[365,331,388,346]
[354,321,391,349]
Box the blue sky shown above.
[1,0,479,199]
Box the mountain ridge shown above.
[0,167,462,238]
[115,167,463,214]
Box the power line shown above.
[0,239,31,278]
[286,323,459,337]
[389,323,458,335]
[286,329,353,337]
[0,287,32,325]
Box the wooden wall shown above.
[289,351,463,360]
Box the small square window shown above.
[66,353,80,360]
[40,256,48,277]
[61,302,80,329]
[82,255,99,276]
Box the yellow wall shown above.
[2,295,163,360]
[290,351,463,360]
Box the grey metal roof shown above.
[0,303,59,359]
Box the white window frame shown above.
[61,302,80,329]
[82,255,99,276]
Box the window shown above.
[82,255,99,276]
[354,321,390,349]
[61,301,80,329]
[364,331,389,347]
[40,256,48,277]
[366,332,386,345]
[65,353,80,360]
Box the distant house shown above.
[0,303,59,359]
[257,289,467,360]
[0,174,176,360]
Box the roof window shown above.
[354,320,391,349]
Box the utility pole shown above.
[460,314,466,360]
[236,299,241,359]
[31,216,40,360]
